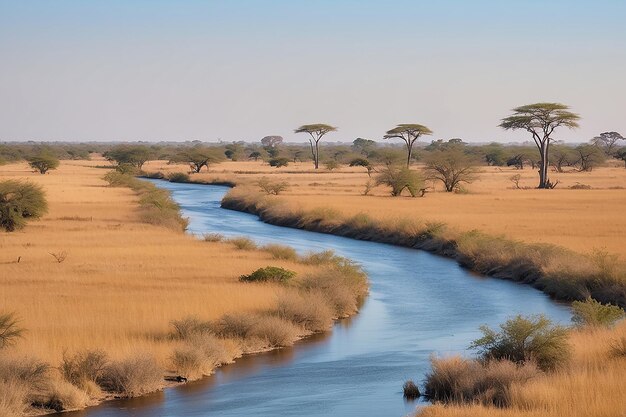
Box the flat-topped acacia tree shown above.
[294,124,337,169]
[499,103,580,189]
[383,124,433,168]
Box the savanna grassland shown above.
[0,159,367,415]
[143,159,626,257]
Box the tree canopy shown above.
[383,124,433,168]
[294,124,337,169]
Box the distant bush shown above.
[227,236,257,250]
[257,177,289,195]
[375,166,424,197]
[470,314,570,371]
[424,356,541,406]
[28,154,59,174]
[324,160,339,171]
[168,172,190,183]
[268,157,290,168]
[100,354,162,397]
[249,315,300,347]
[171,333,229,379]
[0,180,48,232]
[202,233,224,242]
[572,298,625,327]
[262,244,298,261]
[143,171,165,179]
[240,266,296,283]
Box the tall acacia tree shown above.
[294,124,337,169]
[383,124,433,168]
[499,103,580,189]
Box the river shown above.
[66,181,571,417]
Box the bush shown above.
[375,166,424,197]
[240,266,296,284]
[168,172,190,183]
[268,157,290,168]
[0,379,28,416]
[39,379,89,412]
[171,334,230,379]
[469,314,570,371]
[100,354,163,397]
[572,298,625,327]
[424,356,541,406]
[262,244,298,261]
[277,291,334,332]
[28,154,60,174]
[249,316,300,347]
[403,380,420,399]
[202,233,224,242]
[61,350,108,393]
[0,312,24,349]
[324,160,339,171]
[227,236,257,250]
[257,177,289,195]
[299,272,359,317]
[0,180,48,232]
[171,316,214,339]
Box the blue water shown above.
[67,181,571,417]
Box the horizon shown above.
[1,0,625,143]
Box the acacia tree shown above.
[28,154,59,174]
[104,145,154,170]
[294,124,337,169]
[172,147,223,173]
[591,131,624,156]
[425,148,478,192]
[499,103,580,189]
[0,180,48,232]
[383,124,433,168]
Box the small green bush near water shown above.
[469,314,570,371]
[571,298,625,328]
[239,266,296,283]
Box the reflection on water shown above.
[64,182,571,417]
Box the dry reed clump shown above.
[104,171,188,231]
[99,354,163,397]
[171,316,214,340]
[277,291,334,332]
[262,244,298,261]
[202,232,224,242]
[60,350,108,395]
[0,378,29,416]
[171,334,231,380]
[248,315,301,348]
[424,356,541,407]
[226,236,258,250]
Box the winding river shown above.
[67,182,571,417]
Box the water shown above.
[66,181,571,417]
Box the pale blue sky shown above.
[1,0,625,143]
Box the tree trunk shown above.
[538,142,550,188]
[314,141,320,169]
[406,143,412,168]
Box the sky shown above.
[1,0,625,144]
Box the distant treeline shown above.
[1,137,624,172]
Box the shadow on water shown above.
[62,181,572,417]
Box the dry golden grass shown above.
[0,160,321,365]
[419,322,626,417]
[143,159,626,257]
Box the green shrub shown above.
[572,298,625,327]
[239,266,296,283]
[168,172,190,183]
[227,236,257,250]
[0,180,48,232]
[262,244,298,261]
[469,314,570,371]
[375,166,424,197]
